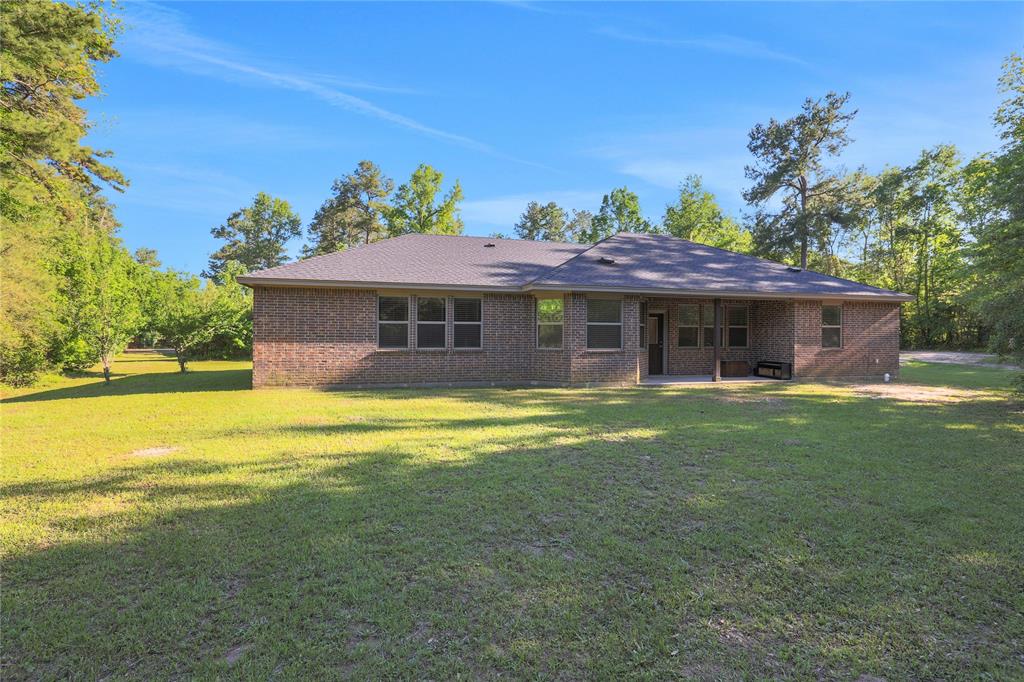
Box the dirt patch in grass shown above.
[224,643,252,665]
[129,446,180,457]
[850,383,990,404]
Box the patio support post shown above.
[712,297,722,382]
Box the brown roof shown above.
[238,232,912,302]
[528,233,913,301]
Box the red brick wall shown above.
[793,300,900,378]
[252,287,644,387]
[252,287,900,387]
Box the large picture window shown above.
[726,305,749,348]
[453,298,482,348]
[378,296,409,348]
[587,299,622,349]
[537,298,563,349]
[677,304,699,347]
[416,297,446,348]
[822,304,842,348]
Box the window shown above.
[537,298,563,349]
[453,298,482,348]
[677,304,699,347]
[726,305,749,348]
[702,303,718,348]
[638,302,647,348]
[416,297,446,348]
[378,296,409,348]
[587,298,622,349]
[822,304,842,348]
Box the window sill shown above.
[537,346,564,351]
[376,347,411,353]
[453,347,484,352]
[414,347,447,352]
[585,348,626,353]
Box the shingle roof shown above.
[527,233,913,301]
[238,234,588,290]
[237,232,912,301]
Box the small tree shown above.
[153,269,251,372]
[385,164,464,236]
[514,201,568,241]
[205,192,302,281]
[83,233,143,381]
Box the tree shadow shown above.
[2,369,252,404]
[6,384,1022,679]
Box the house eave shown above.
[237,277,912,303]
[236,277,523,293]
[523,283,914,303]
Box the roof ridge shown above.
[523,232,618,287]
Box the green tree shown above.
[582,187,654,243]
[152,269,251,372]
[0,0,126,385]
[205,192,302,281]
[304,160,393,256]
[969,54,1024,371]
[566,209,593,244]
[386,164,464,236]
[662,175,752,253]
[744,92,860,270]
[514,201,568,241]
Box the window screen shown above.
[453,298,482,348]
[587,299,622,349]
[416,297,446,348]
[822,304,842,348]
[678,304,699,347]
[378,296,409,348]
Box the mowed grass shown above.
[2,353,1022,680]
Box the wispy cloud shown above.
[595,26,807,66]
[122,3,491,152]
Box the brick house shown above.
[237,232,911,388]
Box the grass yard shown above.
[3,352,1022,679]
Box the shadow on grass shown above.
[2,369,252,404]
[5,386,1023,679]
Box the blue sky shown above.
[86,1,1023,273]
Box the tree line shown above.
[2,2,1021,387]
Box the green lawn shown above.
[3,353,1022,679]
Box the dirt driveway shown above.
[900,351,1017,370]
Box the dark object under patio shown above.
[720,360,750,378]
[755,361,793,380]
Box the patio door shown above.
[648,313,664,375]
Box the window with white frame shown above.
[677,304,699,347]
[822,304,842,348]
[537,298,563,349]
[726,305,749,348]
[378,296,409,348]
[416,297,446,348]
[453,298,482,348]
[586,298,622,349]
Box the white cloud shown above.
[595,26,807,66]
[122,3,491,152]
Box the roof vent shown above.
[786,266,802,272]
[598,256,616,265]
[483,242,496,248]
